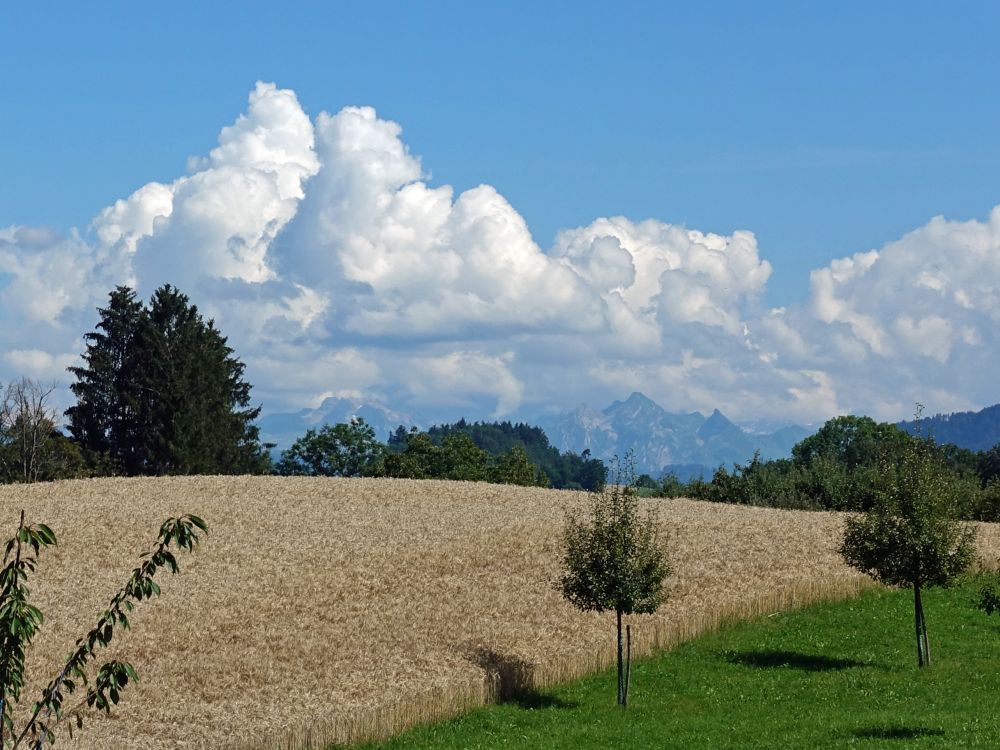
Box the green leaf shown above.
[187,515,208,532]
[35,524,56,545]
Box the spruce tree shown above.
[66,287,148,474]
[67,285,268,475]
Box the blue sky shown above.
[2,2,1000,423]
[5,1,1000,305]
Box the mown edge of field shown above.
[256,575,878,750]
[341,579,1000,750]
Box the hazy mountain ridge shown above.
[259,397,420,450]
[260,392,811,475]
[537,392,811,477]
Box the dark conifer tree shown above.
[67,285,268,475]
[66,286,148,474]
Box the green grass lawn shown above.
[343,581,1000,749]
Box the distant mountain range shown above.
[898,403,1000,452]
[536,392,811,479]
[260,394,1000,474]
[258,396,420,451]
[258,391,812,477]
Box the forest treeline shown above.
[648,414,1000,521]
[898,404,1000,452]
[275,419,607,491]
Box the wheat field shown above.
[2,476,997,750]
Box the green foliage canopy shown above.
[560,483,670,616]
[402,420,604,490]
[276,418,385,477]
[665,412,1000,518]
[378,427,551,486]
[793,415,912,472]
[491,444,539,486]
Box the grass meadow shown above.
[0,477,996,748]
[349,582,1000,750]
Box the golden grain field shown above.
[2,476,997,750]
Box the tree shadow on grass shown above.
[852,726,945,740]
[506,691,579,710]
[469,647,579,710]
[724,649,874,672]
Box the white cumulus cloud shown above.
[94,82,320,289]
[3,81,1000,425]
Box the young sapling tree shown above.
[559,457,670,706]
[840,412,975,667]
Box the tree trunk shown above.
[922,614,930,666]
[616,609,624,706]
[917,585,930,667]
[624,623,632,708]
[914,583,928,668]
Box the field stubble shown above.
[2,477,997,749]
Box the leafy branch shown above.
[0,512,56,747]
[0,513,207,749]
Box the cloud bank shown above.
[2,82,998,424]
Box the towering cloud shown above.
[1,82,998,422]
[94,82,320,288]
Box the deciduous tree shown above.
[276,418,385,476]
[0,379,82,484]
[793,415,912,472]
[490,444,542,486]
[559,458,670,706]
[840,415,976,667]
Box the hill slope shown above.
[898,403,1000,451]
[3,477,994,750]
